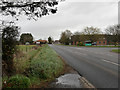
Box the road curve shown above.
[49,44,119,88]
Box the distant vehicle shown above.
[92,42,97,45]
[85,40,92,46]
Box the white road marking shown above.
[102,59,119,66]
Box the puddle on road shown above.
[50,74,82,88]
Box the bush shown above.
[7,74,31,88]
[2,26,19,75]
[77,42,84,46]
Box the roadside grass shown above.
[14,45,41,74]
[3,44,64,88]
[29,44,64,87]
[58,44,120,48]
[17,45,35,53]
[111,49,120,53]
[2,45,41,88]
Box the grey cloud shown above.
[17,1,118,40]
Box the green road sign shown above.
[85,43,92,46]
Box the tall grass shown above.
[14,45,41,74]
[17,45,35,53]
[3,44,64,88]
[29,45,64,86]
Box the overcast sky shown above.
[14,0,119,40]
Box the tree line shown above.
[59,25,120,45]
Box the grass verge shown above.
[29,44,64,88]
[58,44,120,48]
[111,49,120,53]
[2,44,64,88]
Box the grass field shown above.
[111,49,120,53]
[3,44,64,88]
[58,44,120,48]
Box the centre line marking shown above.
[102,59,119,66]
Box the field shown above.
[17,45,35,53]
[3,44,64,88]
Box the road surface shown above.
[49,44,119,88]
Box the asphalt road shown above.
[49,44,119,88]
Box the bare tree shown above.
[82,26,102,43]
[74,31,81,35]
[105,24,120,45]
[82,26,101,35]
[105,24,120,35]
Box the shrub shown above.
[2,26,19,75]
[7,74,31,88]
[77,42,84,46]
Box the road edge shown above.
[59,55,96,89]
[80,77,96,89]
